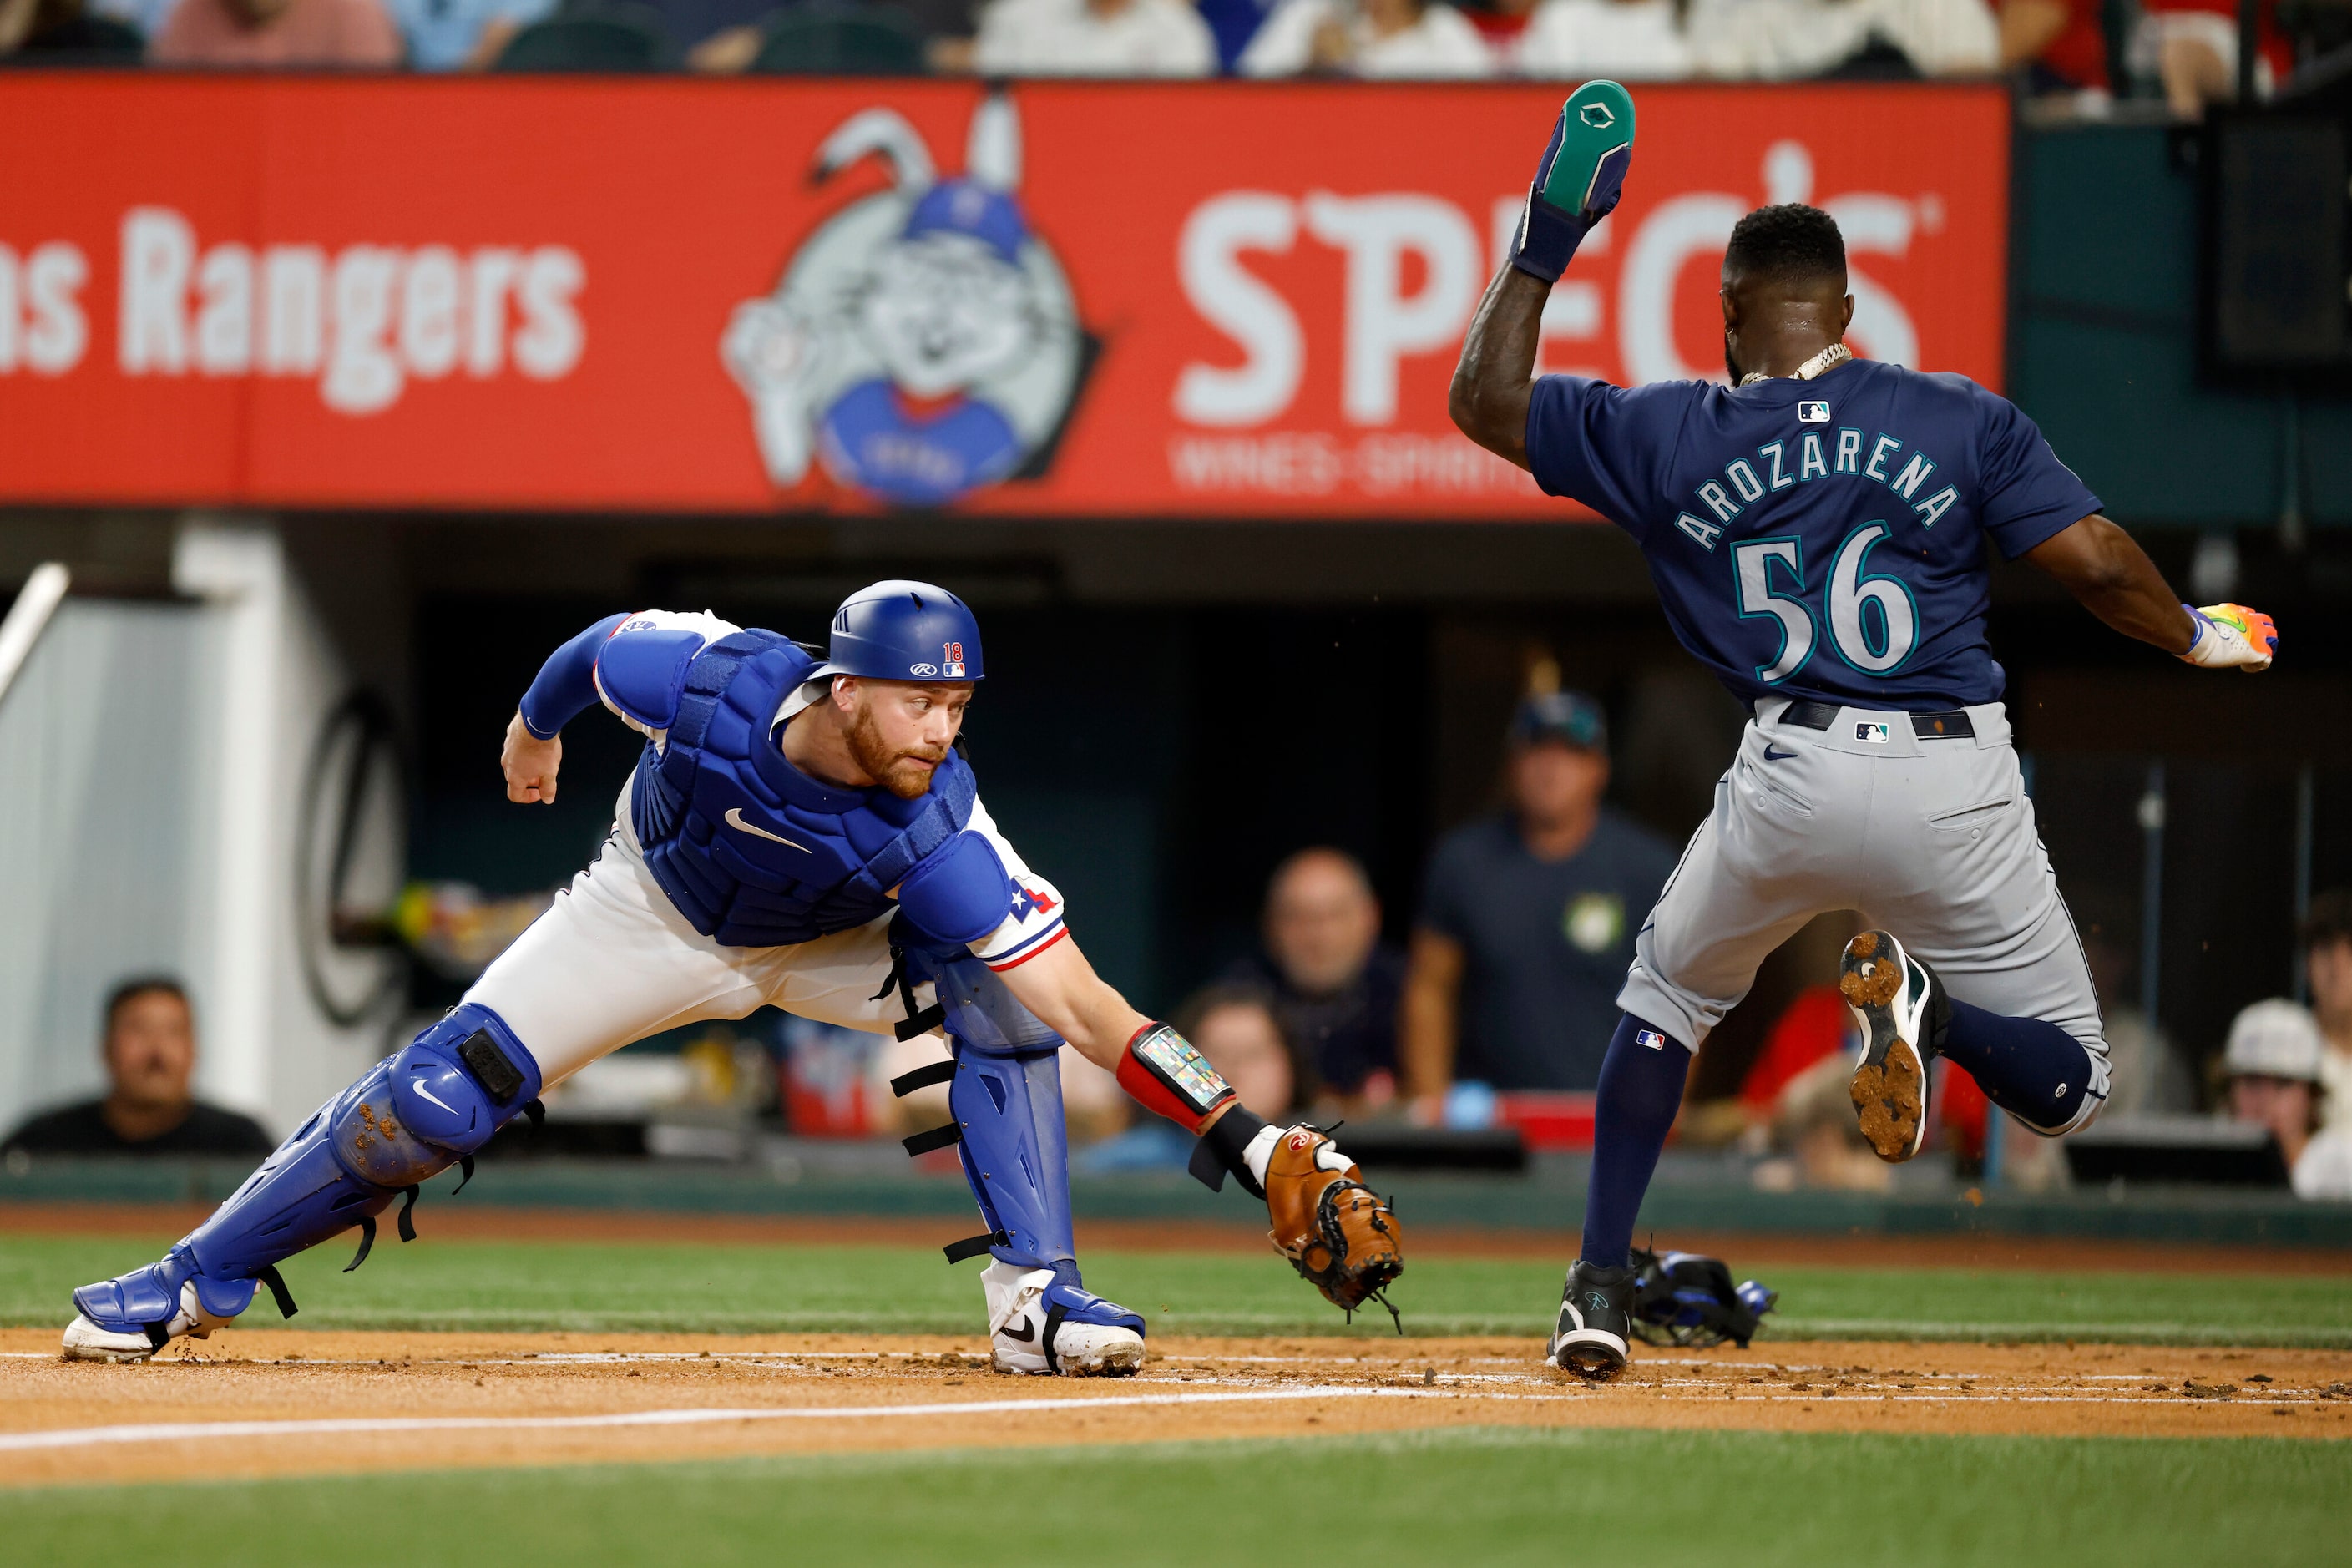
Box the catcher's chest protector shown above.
[630,631,976,948]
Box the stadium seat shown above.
[747,6,925,74]
[493,3,673,71]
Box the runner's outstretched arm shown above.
[2026,516,2274,669]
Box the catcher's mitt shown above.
[1263,1125,1404,1329]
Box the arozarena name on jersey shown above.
[1672,426,1960,552]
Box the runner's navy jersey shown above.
[1525,358,2101,711]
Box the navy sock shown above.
[1939,999,2093,1133]
[1579,1014,1691,1270]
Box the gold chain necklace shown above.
[1737,342,1852,388]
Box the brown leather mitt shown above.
[1263,1125,1404,1329]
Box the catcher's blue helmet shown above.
[815,579,984,684]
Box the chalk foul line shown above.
[0,1385,1452,1454]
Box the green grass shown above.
[5,1231,2349,1345]
[6,1428,2348,1567]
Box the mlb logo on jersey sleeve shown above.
[1635,1029,1670,1050]
[1798,401,1831,424]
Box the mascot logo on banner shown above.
[722,91,1090,508]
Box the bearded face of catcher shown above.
[834,676,969,800]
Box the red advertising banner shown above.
[0,78,2006,517]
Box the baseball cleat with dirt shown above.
[1842,928,1952,1163]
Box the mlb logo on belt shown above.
[1855,721,1891,744]
[1798,401,1831,423]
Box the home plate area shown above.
[5,1329,2348,1486]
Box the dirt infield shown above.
[11,1201,2352,1276]
[5,1327,2347,1488]
[11,1205,2348,1490]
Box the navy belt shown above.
[1774,700,1975,740]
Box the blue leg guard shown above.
[951,1050,1075,1270]
[890,944,1141,1338]
[70,1004,543,1343]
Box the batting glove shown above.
[2179,602,2277,672]
[1509,80,1636,284]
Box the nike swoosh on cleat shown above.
[1001,1318,1036,1343]
[1763,746,1797,761]
[725,809,812,852]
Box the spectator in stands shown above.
[1515,0,1690,77]
[1188,0,1268,64]
[1239,0,1495,75]
[1454,0,1535,56]
[965,0,1216,74]
[150,0,401,65]
[1401,690,1677,1108]
[1751,1050,1894,1192]
[1735,979,1855,1122]
[1,0,143,55]
[2128,0,2290,118]
[383,0,554,68]
[1995,0,2287,104]
[2303,890,2352,1133]
[1997,0,2106,93]
[1685,0,1996,78]
[1186,986,1299,1121]
[1,979,273,1159]
[2218,999,2352,1201]
[2075,897,2192,1116]
[1222,847,1404,1115]
[87,0,177,45]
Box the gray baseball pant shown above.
[1618,698,2109,1136]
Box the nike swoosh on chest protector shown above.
[724,808,813,852]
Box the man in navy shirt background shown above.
[1451,80,2282,1381]
[1404,691,1677,1103]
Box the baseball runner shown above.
[1452,83,2279,1381]
[64,582,1401,1372]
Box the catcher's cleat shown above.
[62,1272,245,1363]
[1841,929,1951,1163]
[63,1313,179,1365]
[982,1262,1145,1378]
[1550,1259,1636,1383]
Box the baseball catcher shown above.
[64,581,1403,1373]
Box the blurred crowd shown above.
[2,978,271,1161]
[3,0,2341,124]
[9,679,2351,1206]
[1068,680,2352,1203]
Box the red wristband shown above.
[1116,1023,1235,1134]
